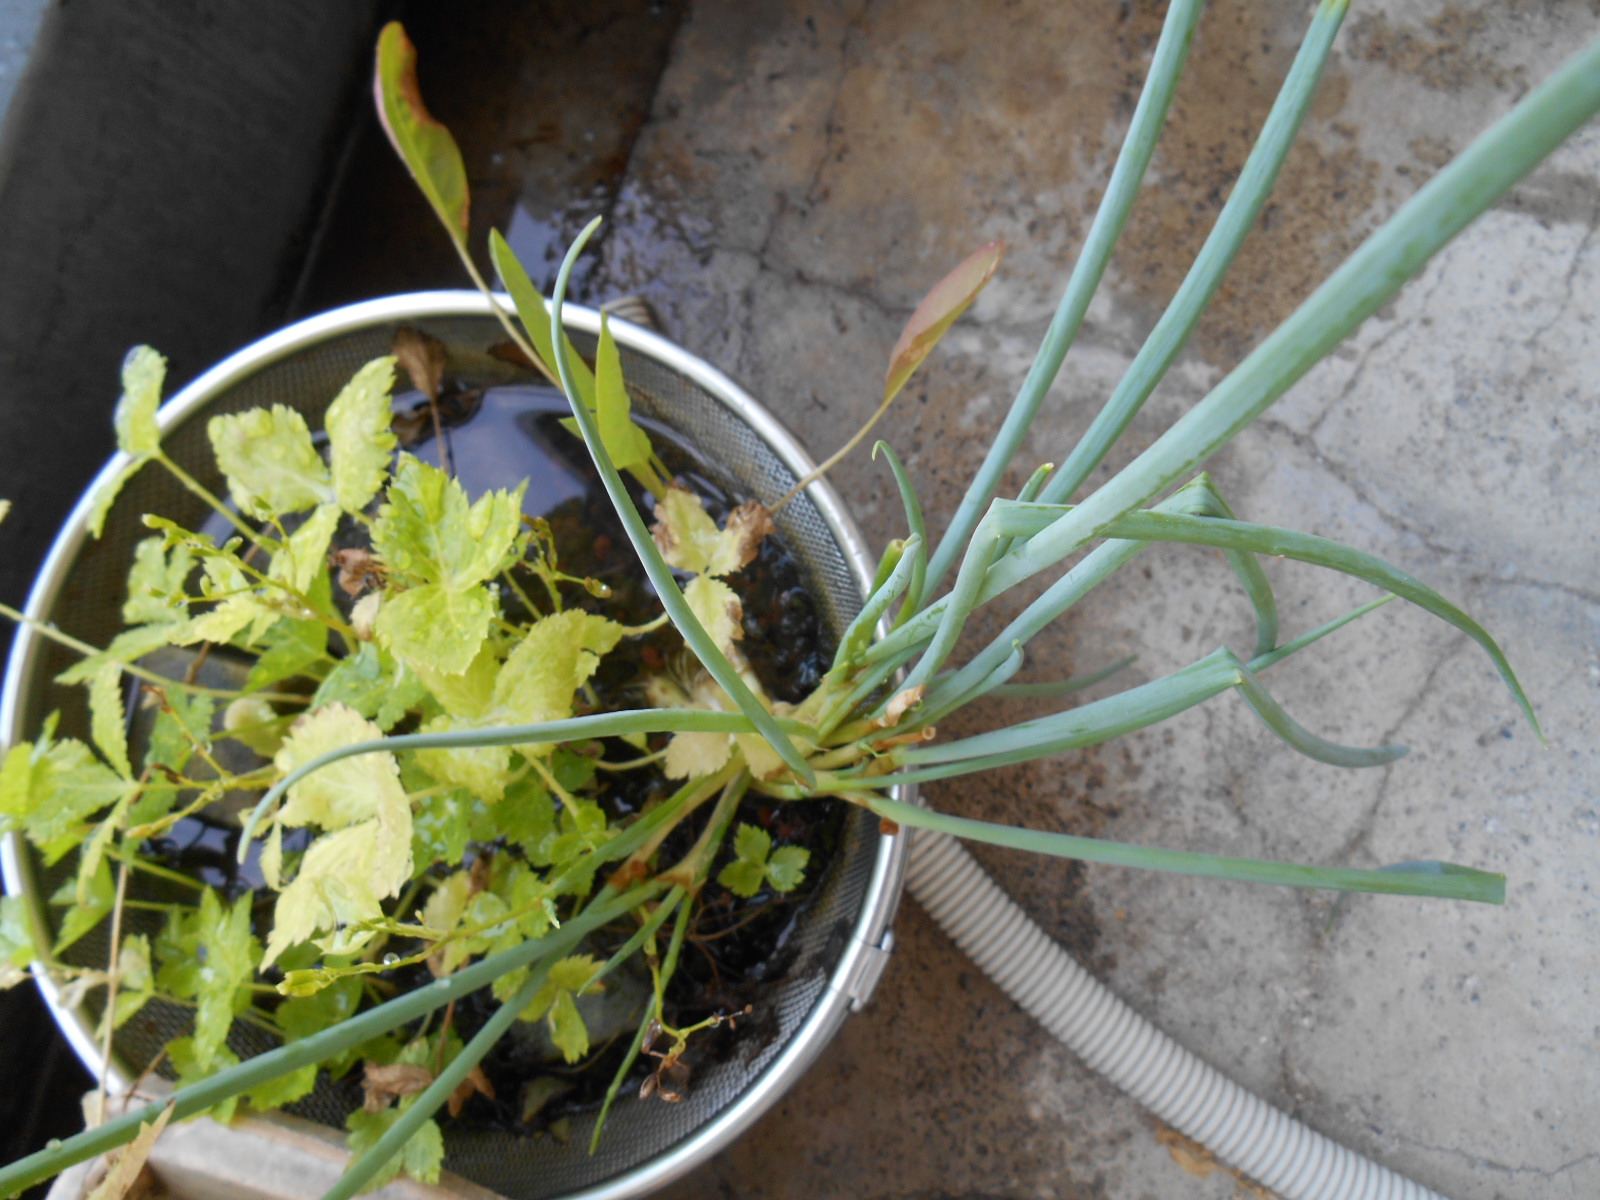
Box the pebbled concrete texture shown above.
[581,2,1600,1198]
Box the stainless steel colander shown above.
[0,292,907,1200]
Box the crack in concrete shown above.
[1331,636,1471,873]
[1300,264,1448,441]
[1396,1135,1600,1182]
[730,0,872,381]
[1513,195,1600,402]
[1255,416,1457,559]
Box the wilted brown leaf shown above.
[362,1061,434,1113]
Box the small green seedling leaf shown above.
[374,22,469,250]
[884,240,1004,405]
[520,954,604,1064]
[718,823,809,897]
[766,846,810,893]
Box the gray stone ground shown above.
[568,2,1600,1197]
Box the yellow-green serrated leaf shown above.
[735,730,798,782]
[261,823,284,890]
[274,704,406,831]
[123,535,193,628]
[0,743,34,825]
[243,1062,319,1112]
[114,346,165,458]
[314,642,428,731]
[414,715,513,803]
[732,822,770,865]
[548,990,589,1064]
[192,889,258,1072]
[110,933,154,1029]
[268,503,340,596]
[223,696,285,757]
[375,22,469,250]
[414,641,498,720]
[263,822,395,967]
[167,1037,240,1123]
[547,953,603,995]
[685,575,743,659]
[595,314,653,474]
[372,456,526,589]
[346,1106,445,1189]
[52,857,113,954]
[0,895,36,989]
[89,663,132,779]
[492,609,624,729]
[25,739,129,849]
[326,356,398,513]
[375,582,495,675]
[651,487,724,575]
[208,404,333,516]
[179,555,277,649]
[406,1117,448,1187]
[86,462,140,540]
[76,789,133,906]
[663,730,734,780]
[421,870,472,941]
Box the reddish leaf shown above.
[884,241,1005,403]
[373,23,470,248]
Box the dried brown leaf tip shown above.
[393,326,448,403]
[652,485,774,578]
[447,1063,496,1118]
[723,501,775,572]
[362,1061,434,1112]
[883,685,924,726]
[330,547,382,597]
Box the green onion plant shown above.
[4,5,1599,1197]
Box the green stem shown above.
[1039,0,1349,505]
[546,219,814,786]
[860,793,1504,904]
[236,708,813,853]
[0,601,296,703]
[980,33,1600,608]
[154,452,263,545]
[924,0,1204,589]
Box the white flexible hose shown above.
[907,829,1447,1200]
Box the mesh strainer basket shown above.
[1,292,908,1199]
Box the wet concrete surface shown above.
[8,1,1600,1198]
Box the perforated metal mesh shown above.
[2,298,898,1200]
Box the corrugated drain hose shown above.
[907,830,1448,1200]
